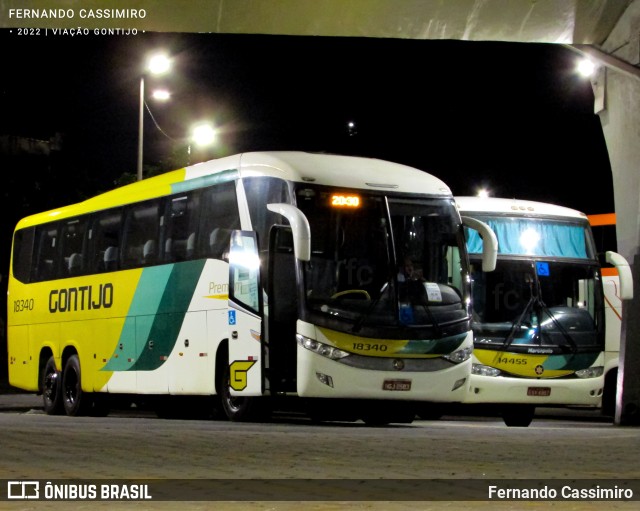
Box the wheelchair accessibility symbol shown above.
[228,310,236,325]
[536,262,550,277]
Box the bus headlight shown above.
[472,364,502,377]
[442,346,472,364]
[297,334,350,360]
[575,366,604,379]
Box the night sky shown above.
[0,29,613,276]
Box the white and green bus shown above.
[456,196,632,427]
[7,152,495,424]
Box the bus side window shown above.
[243,177,291,292]
[32,224,59,282]
[164,192,199,262]
[60,218,88,278]
[89,209,122,273]
[11,227,35,284]
[122,200,161,268]
[209,228,231,260]
[199,181,240,259]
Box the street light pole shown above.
[136,53,171,181]
[137,76,145,181]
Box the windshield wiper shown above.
[351,279,392,333]
[501,266,578,353]
[502,291,536,351]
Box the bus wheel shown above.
[219,363,269,422]
[42,356,64,415]
[502,405,535,427]
[62,354,91,416]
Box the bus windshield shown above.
[470,260,604,352]
[464,213,604,353]
[296,186,469,338]
[466,216,595,259]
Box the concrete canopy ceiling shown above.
[202,0,633,45]
[2,0,632,46]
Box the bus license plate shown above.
[527,387,551,397]
[383,379,411,391]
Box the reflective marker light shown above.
[452,377,467,391]
[315,372,334,388]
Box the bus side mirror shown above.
[461,216,497,272]
[606,251,634,300]
[267,203,311,262]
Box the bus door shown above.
[227,230,264,396]
[267,226,299,393]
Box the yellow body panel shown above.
[8,269,143,392]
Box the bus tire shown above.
[502,404,535,427]
[219,362,269,422]
[62,354,91,417]
[42,356,64,415]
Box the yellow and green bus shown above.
[7,151,495,423]
[455,197,632,426]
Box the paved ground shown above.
[1,391,638,511]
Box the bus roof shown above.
[188,151,450,194]
[455,196,588,220]
[16,152,452,229]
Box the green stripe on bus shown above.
[102,260,206,372]
[132,260,207,371]
[397,332,467,355]
[170,169,238,194]
[542,352,600,371]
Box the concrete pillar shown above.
[597,0,640,425]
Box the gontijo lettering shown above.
[49,283,113,313]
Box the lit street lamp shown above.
[191,122,217,147]
[577,58,596,78]
[187,122,217,164]
[137,53,171,181]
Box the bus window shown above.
[122,200,161,268]
[32,223,59,282]
[243,177,290,252]
[199,181,240,260]
[164,193,200,262]
[60,218,88,277]
[11,227,35,283]
[89,209,122,273]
